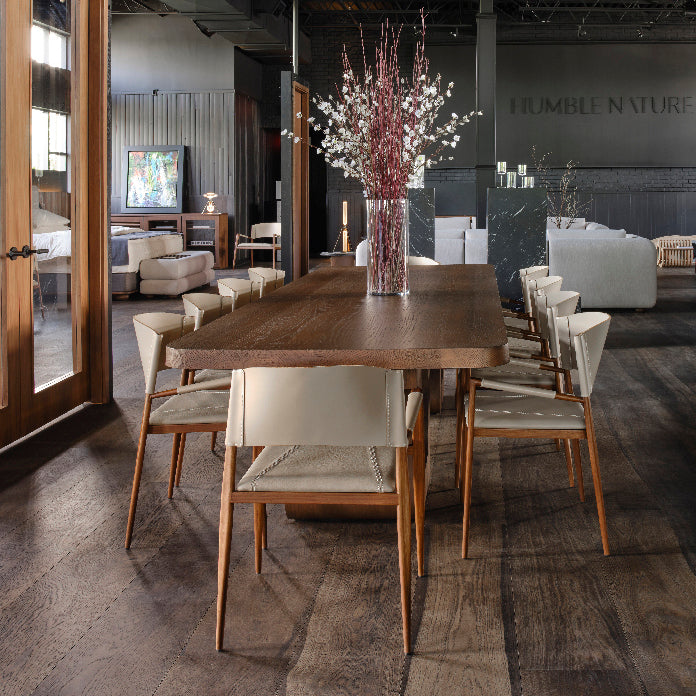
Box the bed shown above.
[31,201,183,296]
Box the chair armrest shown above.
[405,391,424,433]
[177,376,232,394]
[479,378,558,399]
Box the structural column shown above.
[475,0,496,227]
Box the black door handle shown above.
[7,245,46,260]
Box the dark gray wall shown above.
[303,31,696,241]
[429,44,696,168]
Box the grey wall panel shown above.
[111,91,235,220]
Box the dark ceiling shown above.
[112,0,696,50]
[113,0,696,29]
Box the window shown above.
[31,23,69,70]
[32,108,68,172]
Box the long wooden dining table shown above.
[166,265,509,538]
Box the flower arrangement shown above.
[284,15,477,294]
[531,146,592,229]
[285,16,477,200]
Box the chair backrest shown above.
[520,266,550,314]
[182,293,234,330]
[217,277,261,305]
[248,267,285,295]
[533,289,580,358]
[526,275,563,318]
[355,239,368,266]
[408,256,439,265]
[225,366,408,447]
[250,222,281,240]
[556,312,611,396]
[133,312,195,394]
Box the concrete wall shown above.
[112,15,236,93]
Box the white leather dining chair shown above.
[217,277,261,306]
[247,267,285,296]
[461,312,612,558]
[215,366,423,654]
[126,313,231,548]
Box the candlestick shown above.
[517,164,527,176]
[342,200,348,226]
[496,161,507,174]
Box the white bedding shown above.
[33,228,72,261]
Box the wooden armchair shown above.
[232,222,281,269]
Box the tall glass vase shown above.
[366,199,409,295]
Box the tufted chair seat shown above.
[148,389,230,427]
[237,445,398,493]
[470,392,585,430]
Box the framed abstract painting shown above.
[122,146,185,214]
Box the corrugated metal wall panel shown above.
[111,91,235,221]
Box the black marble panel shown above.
[408,188,435,260]
[487,188,548,300]
[426,181,477,216]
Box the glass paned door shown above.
[0,0,98,448]
[31,0,78,391]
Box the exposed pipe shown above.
[292,0,299,74]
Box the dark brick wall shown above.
[299,27,696,244]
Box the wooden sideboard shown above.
[111,213,229,269]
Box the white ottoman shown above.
[139,251,215,296]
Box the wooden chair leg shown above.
[211,431,217,451]
[411,389,426,577]
[455,369,462,488]
[174,433,187,487]
[396,447,411,655]
[261,504,267,549]
[555,439,562,451]
[584,399,610,556]
[216,446,237,651]
[250,250,254,268]
[125,397,152,549]
[254,504,265,574]
[251,447,267,552]
[571,439,585,502]
[168,433,182,499]
[462,380,476,558]
[563,439,575,487]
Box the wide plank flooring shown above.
[0,268,695,695]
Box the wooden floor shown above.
[1,268,695,696]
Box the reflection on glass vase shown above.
[366,199,409,295]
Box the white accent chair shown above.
[461,312,612,557]
[217,277,261,306]
[232,222,281,269]
[247,267,286,296]
[126,313,231,548]
[215,366,423,654]
[352,242,438,267]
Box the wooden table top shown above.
[167,265,509,370]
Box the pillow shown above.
[586,222,609,230]
[111,225,140,236]
[33,208,69,230]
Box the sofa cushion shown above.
[547,228,626,241]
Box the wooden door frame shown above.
[0,0,110,447]
[291,81,309,279]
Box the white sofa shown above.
[434,216,477,265]
[547,228,657,309]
